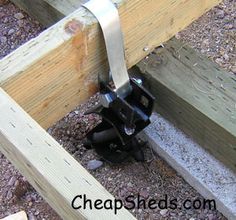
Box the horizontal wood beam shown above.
[10,0,65,27]
[1,211,28,220]
[11,0,84,27]
[11,0,82,27]
[45,0,83,18]
[0,88,136,220]
[1,0,221,129]
[136,38,236,172]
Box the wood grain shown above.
[137,38,236,172]
[1,0,221,128]
[0,88,136,220]
[45,0,84,16]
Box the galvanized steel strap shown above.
[82,0,131,97]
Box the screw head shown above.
[143,46,149,52]
[124,125,136,135]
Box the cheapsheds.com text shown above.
[71,194,216,214]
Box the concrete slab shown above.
[141,113,236,220]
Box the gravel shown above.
[177,0,235,73]
[0,0,43,60]
[47,96,227,220]
[0,0,234,219]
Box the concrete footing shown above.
[141,113,236,220]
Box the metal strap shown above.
[83,0,131,97]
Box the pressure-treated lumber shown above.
[0,88,136,220]
[11,0,84,27]
[0,211,28,220]
[1,0,221,129]
[10,0,65,27]
[136,38,236,172]
[45,0,83,18]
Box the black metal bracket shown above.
[82,0,155,163]
[83,78,155,163]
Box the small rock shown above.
[223,53,229,61]
[230,66,236,74]
[207,213,214,220]
[8,29,15,35]
[17,20,24,27]
[34,210,39,216]
[0,36,7,44]
[14,179,19,187]
[13,178,30,199]
[139,189,149,199]
[6,190,13,200]
[187,209,194,215]
[178,212,183,216]
[0,12,5,19]
[127,186,134,193]
[7,176,16,186]
[127,182,133,187]
[175,33,181,39]
[14,12,24,20]
[119,189,127,197]
[200,49,206,54]
[216,10,224,19]
[198,211,205,219]
[189,218,195,220]
[2,17,8,23]
[215,58,223,65]
[202,39,209,46]
[225,24,233,30]
[28,214,37,220]
[87,160,103,170]
[160,209,168,216]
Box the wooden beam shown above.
[10,0,64,27]
[45,0,83,17]
[0,88,136,220]
[1,0,221,129]
[136,38,236,172]
[0,211,28,220]
[11,0,83,27]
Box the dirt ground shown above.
[0,0,235,219]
